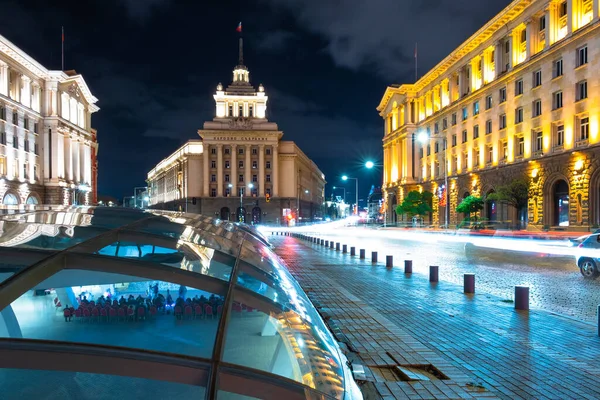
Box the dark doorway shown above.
[220,207,230,221]
[237,207,246,223]
[252,207,261,224]
[553,180,569,226]
[486,190,497,223]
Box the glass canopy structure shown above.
[0,206,362,399]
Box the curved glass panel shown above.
[0,207,361,400]
[2,193,19,205]
[1,271,223,359]
[0,368,206,399]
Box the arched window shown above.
[2,193,19,205]
[26,195,39,205]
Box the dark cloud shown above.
[119,0,171,22]
[261,0,511,80]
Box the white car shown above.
[574,234,600,279]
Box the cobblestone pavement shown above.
[291,227,600,323]
[271,234,600,400]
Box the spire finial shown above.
[238,37,244,66]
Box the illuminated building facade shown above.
[148,39,325,224]
[378,0,600,230]
[0,34,99,206]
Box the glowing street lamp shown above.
[342,175,359,215]
[365,161,375,169]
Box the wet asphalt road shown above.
[291,227,600,324]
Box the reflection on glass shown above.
[0,368,206,399]
[1,272,223,359]
[222,293,345,398]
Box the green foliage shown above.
[395,190,433,217]
[456,196,484,220]
[486,178,529,210]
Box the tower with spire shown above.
[206,37,276,131]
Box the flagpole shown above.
[61,26,64,71]
[414,42,418,82]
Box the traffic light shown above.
[265,193,270,203]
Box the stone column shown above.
[21,75,31,109]
[80,142,86,184]
[65,135,73,181]
[245,144,251,190]
[525,19,533,60]
[567,0,573,34]
[259,144,265,197]
[0,62,7,96]
[73,139,80,183]
[217,144,223,197]
[32,82,40,113]
[203,143,210,197]
[545,8,551,49]
[230,144,237,196]
[272,145,279,197]
[494,41,503,76]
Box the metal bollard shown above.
[320,239,325,246]
[336,242,340,251]
[324,240,329,247]
[371,251,378,263]
[359,249,366,259]
[329,241,334,249]
[404,260,412,274]
[429,265,439,282]
[350,247,356,256]
[464,273,475,293]
[342,244,348,253]
[515,286,529,310]
[386,255,393,269]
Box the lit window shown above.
[473,101,479,116]
[532,99,542,117]
[499,87,506,103]
[485,95,492,110]
[556,124,565,147]
[580,117,590,140]
[462,107,468,121]
[553,91,563,109]
[577,80,588,101]
[577,46,588,67]
[502,141,508,159]
[533,70,542,87]
[515,79,523,96]
[515,107,523,124]
[553,59,563,78]
[535,131,543,151]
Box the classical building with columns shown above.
[147,39,325,224]
[378,0,600,230]
[0,34,100,206]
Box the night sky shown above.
[3,0,511,202]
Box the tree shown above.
[456,196,484,222]
[395,190,433,218]
[486,179,529,228]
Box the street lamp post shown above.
[418,132,449,228]
[342,175,359,215]
[365,160,386,227]
[133,186,148,208]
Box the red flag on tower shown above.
[236,22,242,33]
